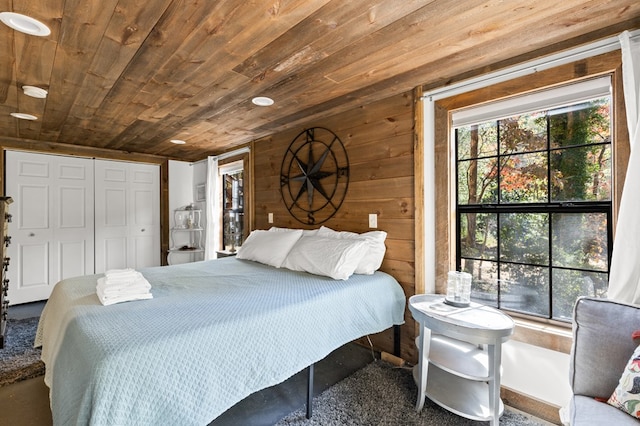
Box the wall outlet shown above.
[368,213,377,228]
[268,212,274,224]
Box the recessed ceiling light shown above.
[170,139,186,145]
[10,112,38,120]
[22,85,48,98]
[0,12,50,37]
[252,96,274,106]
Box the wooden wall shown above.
[252,91,417,362]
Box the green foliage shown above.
[456,97,611,321]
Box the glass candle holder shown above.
[444,271,472,307]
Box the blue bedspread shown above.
[35,258,405,425]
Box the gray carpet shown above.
[276,361,546,426]
[0,317,44,387]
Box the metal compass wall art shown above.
[280,127,349,225]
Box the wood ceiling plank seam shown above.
[96,0,272,131]
[232,0,431,80]
[152,70,257,122]
[325,0,640,86]
[12,33,58,139]
[90,1,252,136]
[3,0,640,156]
[99,0,632,151]
[67,0,176,114]
[231,0,378,77]
[0,18,16,107]
[239,6,632,136]
[178,2,472,128]
[320,0,503,84]
[321,0,590,86]
[0,0,15,105]
[132,63,250,122]
[58,0,176,144]
[4,0,64,139]
[110,73,254,147]
[118,0,334,128]
[39,0,123,140]
[328,1,640,87]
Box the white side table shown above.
[409,294,514,426]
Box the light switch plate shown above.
[268,213,274,224]
[368,213,377,228]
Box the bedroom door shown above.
[5,151,95,304]
[94,160,160,273]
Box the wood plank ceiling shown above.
[1,0,639,162]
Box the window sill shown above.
[510,317,573,354]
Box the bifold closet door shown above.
[94,160,160,273]
[6,151,95,304]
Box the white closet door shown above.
[94,160,160,273]
[6,151,94,304]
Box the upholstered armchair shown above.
[568,297,640,424]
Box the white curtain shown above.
[204,156,219,260]
[607,31,640,304]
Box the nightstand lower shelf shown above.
[412,363,504,421]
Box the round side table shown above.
[409,294,514,426]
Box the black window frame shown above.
[454,103,613,322]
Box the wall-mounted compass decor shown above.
[280,127,349,225]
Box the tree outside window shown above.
[456,95,611,322]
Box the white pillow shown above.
[316,226,387,274]
[269,226,318,237]
[236,229,302,268]
[282,235,367,280]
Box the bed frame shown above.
[305,324,401,418]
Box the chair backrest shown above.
[570,297,640,398]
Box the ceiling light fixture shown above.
[170,139,186,145]
[0,12,51,36]
[252,96,274,106]
[22,85,48,98]
[10,112,38,120]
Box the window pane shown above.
[460,213,497,259]
[455,84,612,323]
[552,269,608,321]
[500,263,549,317]
[549,98,611,149]
[499,213,549,266]
[550,145,611,202]
[499,152,548,203]
[457,158,498,204]
[462,259,498,308]
[457,122,498,160]
[552,213,608,271]
[499,112,547,155]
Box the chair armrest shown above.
[570,297,640,398]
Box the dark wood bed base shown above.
[305,324,401,419]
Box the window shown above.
[219,160,245,252]
[453,77,612,322]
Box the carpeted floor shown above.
[276,361,547,426]
[0,317,44,387]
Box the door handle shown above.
[28,232,35,237]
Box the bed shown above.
[35,256,405,425]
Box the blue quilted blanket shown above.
[35,258,405,425]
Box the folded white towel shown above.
[105,268,137,278]
[96,288,153,306]
[96,274,153,306]
[99,275,149,288]
[97,277,151,296]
